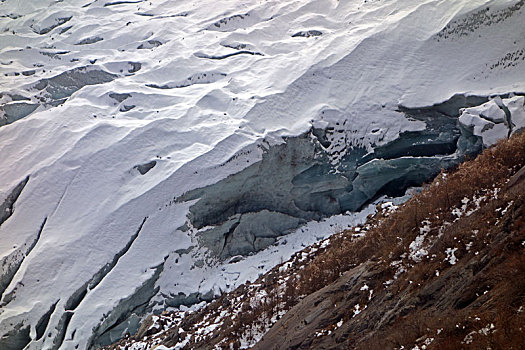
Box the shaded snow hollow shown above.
[0,0,524,349]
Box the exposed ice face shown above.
[180,106,483,261]
[0,0,524,349]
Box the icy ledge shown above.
[459,95,525,146]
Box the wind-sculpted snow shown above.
[458,94,525,146]
[0,0,524,349]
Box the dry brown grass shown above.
[294,132,525,297]
[201,132,525,349]
[103,132,525,350]
[274,132,525,349]
[246,132,525,349]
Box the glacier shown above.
[0,0,524,349]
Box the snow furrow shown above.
[0,217,46,302]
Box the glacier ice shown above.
[180,106,484,261]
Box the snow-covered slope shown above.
[0,0,524,349]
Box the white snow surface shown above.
[458,95,525,146]
[0,0,524,349]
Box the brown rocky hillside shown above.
[105,132,525,350]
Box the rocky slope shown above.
[107,131,525,350]
[1,0,525,349]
